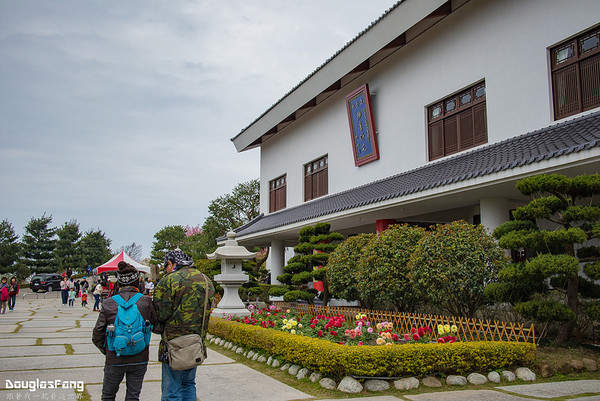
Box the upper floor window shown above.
[427,81,487,161]
[551,26,600,120]
[269,175,286,213]
[304,155,328,201]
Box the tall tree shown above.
[150,225,187,265]
[0,219,21,276]
[115,242,143,261]
[201,179,260,250]
[55,220,84,272]
[79,229,112,268]
[21,213,57,274]
[487,173,600,343]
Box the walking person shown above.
[92,281,102,311]
[8,277,19,311]
[60,277,69,306]
[92,262,158,401]
[0,277,8,314]
[153,250,215,401]
[68,287,76,307]
[81,290,88,307]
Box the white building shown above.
[229,0,600,283]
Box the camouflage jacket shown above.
[153,266,215,359]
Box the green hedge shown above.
[208,318,535,379]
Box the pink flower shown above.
[404,334,410,341]
[358,341,364,346]
[367,327,373,333]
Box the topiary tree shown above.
[276,223,343,305]
[411,220,508,318]
[327,233,376,308]
[357,224,426,312]
[487,173,600,343]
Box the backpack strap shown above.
[113,292,142,308]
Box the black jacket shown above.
[92,286,158,365]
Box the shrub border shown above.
[208,318,536,379]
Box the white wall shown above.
[259,0,600,214]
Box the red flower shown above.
[358,341,364,346]
[438,338,446,343]
[411,328,417,334]
[392,334,399,341]
[412,334,419,341]
[418,327,425,337]
[317,330,323,337]
[310,324,316,329]
[404,334,410,341]
[331,331,338,336]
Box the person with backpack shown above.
[153,250,215,401]
[0,277,9,314]
[92,261,158,401]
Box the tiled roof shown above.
[234,111,600,238]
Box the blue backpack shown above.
[106,293,152,357]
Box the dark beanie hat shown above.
[116,261,140,286]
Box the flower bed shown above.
[209,307,535,379]
[226,305,456,346]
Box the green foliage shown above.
[54,220,84,272]
[209,318,536,379]
[268,286,289,297]
[0,219,20,276]
[583,261,600,281]
[283,290,314,303]
[21,213,57,274]
[585,302,600,321]
[327,234,375,306]
[78,229,112,268]
[201,179,260,251]
[492,173,600,343]
[514,300,576,322]
[358,224,425,312]
[282,223,343,304]
[411,221,507,318]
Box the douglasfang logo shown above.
[5,379,84,392]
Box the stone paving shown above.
[1,292,599,401]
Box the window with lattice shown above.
[427,81,487,161]
[304,155,328,202]
[551,26,600,120]
[269,175,286,213]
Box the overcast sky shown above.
[0,0,396,260]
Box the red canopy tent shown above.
[95,251,151,275]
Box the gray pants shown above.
[102,363,148,401]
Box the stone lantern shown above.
[207,231,256,318]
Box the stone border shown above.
[207,334,541,394]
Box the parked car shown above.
[29,273,63,292]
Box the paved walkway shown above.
[1,292,599,401]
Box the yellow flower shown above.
[298,324,303,329]
[290,329,296,334]
[444,324,451,333]
[376,338,385,345]
[376,323,382,330]
[437,325,445,335]
[291,320,298,326]
[283,319,288,324]
[286,309,291,313]
[451,325,458,333]
[286,323,293,329]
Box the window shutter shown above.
[459,109,474,149]
[444,115,458,155]
[472,102,487,145]
[304,175,312,201]
[269,190,276,213]
[580,53,600,111]
[553,64,580,119]
[428,120,444,160]
[279,187,286,211]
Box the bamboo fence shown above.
[273,302,535,343]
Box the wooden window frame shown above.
[551,25,600,120]
[304,155,328,202]
[269,174,286,213]
[427,81,488,161]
